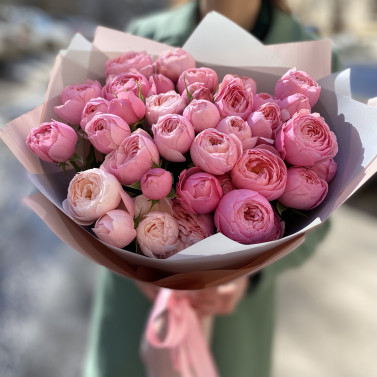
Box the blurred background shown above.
[0,1,376,376]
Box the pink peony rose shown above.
[183,99,221,133]
[216,173,236,195]
[214,189,278,244]
[102,71,151,101]
[176,167,223,214]
[134,195,173,219]
[26,120,78,163]
[278,167,328,210]
[145,90,186,126]
[54,79,102,125]
[275,68,321,107]
[62,168,122,225]
[177,67,218,94]
[141,168,173,200]
[100,132,159,185]
[172,199,215,248]
[222,74,257,96]
[231,148,287,201]
[105,50,154,78]
[274,109,338,167]
[155,48,196,83]
[152,114,195,162]
[190,128,242,175]
[107,90,146,126]
[252,92,280,111]
[136,211,183,259]
[214,76,253,120]
[148,74,175,96]
[92,209,136,248]
[279,93,311,122]
[80,97,109,130]
[311,158,337,183]
[181,82,213,104]
[85,113,131,154]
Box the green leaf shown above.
[136,80,145,102]
[183,74,193,102]
[292,209,310,219]
[126,181,142,190]
[276,201,288,217]
[133,211,143,228]
[167,187,176,199]
[152,159,161,169]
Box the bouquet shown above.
[1,13,377,290]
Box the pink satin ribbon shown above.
[144,288,219,377]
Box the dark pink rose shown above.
[274,109,338,167]
[181,83,213,104]
[177,67,218,94]
[311,158,337,183]
[147,74,175,96]
[176,167,223,214]
[80,97,109,130]
[278,167,328,210]
[279,93,311,122]
[275,68,321,107]
[141,168,173,200]
[183,99,221,133]
[214,189,277,244]
[231,148,287,201]
[216,173,236,195]
[222,74,257,96]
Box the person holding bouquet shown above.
[83,1,340,376]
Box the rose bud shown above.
[26,120,78,163]
[275,109,338,167]
[279,93,311,122]
[222,74,257,96]
[190,128,242,175]
[156,48,196,83]
[136,211,183,259]
[105,50,154,78]
[311,158,337,183]
[100,132,159,185]
[216,115,257,150]
[214,189,277,244]
[92,209,136,249]
[107,90,146,125]
[134,195,173,219]
[252,92,280,111]
[181,83,213,104]
[183,99,221,133]
[278,167,328,210]
[216,173,236,195]
[231,148,287,201]
[85,113,131,154]
[62,168,122,225]
[54,79,102,125]
[141,168,173,200]
[145,90,186,126]
[275,68,321,107]
[214,76,253,120]
[172,199,215,248]
[152,114,195,162]
[177,67,218,94]
[102,70,151,101]
[176,167,223,214]
[148,74,175,96]
[80,97,109,130]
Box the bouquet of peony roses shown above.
[1,13,377,289]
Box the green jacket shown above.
[83,3,332,377]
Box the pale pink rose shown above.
[216,116,257,149]
[148,74,175,96]
[85,113,131,154]
[134,195,173,219]
[275,109,338,167]
[190,128,242,175]
[252,93,280,111]
[278,167,328,210]
[54,79,102,125]
[177,67,218,94]
[105,50,154,78]
[214,76,253,120]
[136,211,182,258]
[222,74,257,96]
[145,90,186,126]
[183,99,220,133]
[102,70,151,101]
[216,173,236,195]
[141,168,173,200]
[311,158,337,183]
[92,209,136,248]
[26,120,77,163]
[231,148,287,201]
[80,97,109,130]
[152,114,195,162]
[62,168,122,225]
[279,93,311,122]
[107,91,145,125]
[155,48,196,83]
[214,189,277,244]
[100,132,159,185]
[275,68,321,107]
[176,167,223,214]
[181,83,213,104]
[172,199,214,247]
[247,101,282,139]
